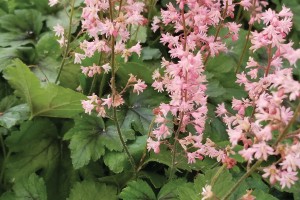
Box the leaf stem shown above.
[55,0,76,84]
[222,159,263,200]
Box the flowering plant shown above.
[0,0,299,199]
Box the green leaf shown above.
[206,80,226,97]
[35,32,61,59]
[146,144,215,172]
[130,25,147,43]
[251,189,278,200]
[120,179,156,200]
[116,54,160,85]
[65,114,125,169]
[4,118,59,180]
[178,183,199,200]
[121,89,167,135]
[138,171,167,189]
[194,167,235,199]
[68,181,117,200]
[12,173,47,200]
[3,59,85,119]
[0,9,43,37]
[158,179,186,200]
[141,47,162,61]
[103,135,147,173]
[0,32,34,47]
[0,103,29,129]
[46,9,80,34]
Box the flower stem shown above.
[203,2,228,66]
[274,103,300,146]
[108,0,137,178]
[235,24,252,74]
[55,0,75,84]
[222,159,263,200]
[137,117,156,172]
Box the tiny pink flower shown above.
[49,0,59,7]
[133,79,147,95]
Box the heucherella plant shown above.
[0,0,297,199]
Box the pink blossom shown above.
[147,138,160,153]
[101,63,111,73]
[252,142,274,160]
[49,0,59,7]
[262,165,280,185]
[215,103,227,117]
[81,100,94,115]
[278,170,298,189]
[53,24,64,37]
[133,79,147,95]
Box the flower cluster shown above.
[216,6,300,188]
[147,0,241,166]
[77,0,148,116]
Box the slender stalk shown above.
[98,73,107,97]
[235,0,257,74]
[169,5,188,180]
[274,103,300,146]
[169,118,182,180]
[108,0,137,178]
[235,24,252,74]
[264,44,272,77]
[0,150,11,184]
[0,134,6,159]
[203,2,228,65]
[89,53,103,95]
[210,165,226,188]
[55,0,75,84]
[137,117,156,172]
[222,159,263,200]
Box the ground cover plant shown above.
[0,0,299,199]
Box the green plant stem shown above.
[108,0,137,178]
[264,44,272,77]
[0,134,6,159]
[235,24,252,74]
[210,164,226,188]
[137,117,156,172]
[98,73,108,97]
[203,2,228,66]
[274,103,300,146]
[222,159,263,200]
[169,6,188,180]
[55,0,76,84]
[0,150,11,184]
